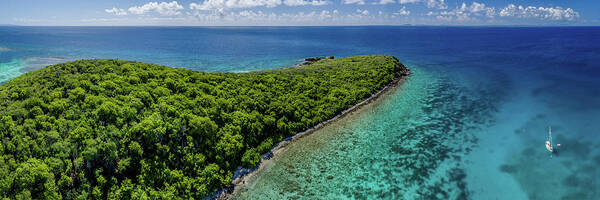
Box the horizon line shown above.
[2,24,600,27]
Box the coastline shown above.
[219,68,410,199]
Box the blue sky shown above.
[1,0,598,25]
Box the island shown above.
[0,55,408,199]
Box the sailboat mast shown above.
[549,126,552,146]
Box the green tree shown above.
[12,158,60,199]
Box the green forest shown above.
[0,55,406,199]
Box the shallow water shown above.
[233,65,511,199]
[1,26,599,199]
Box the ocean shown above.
[1,26,599,199]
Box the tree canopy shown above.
[0,55,406,199]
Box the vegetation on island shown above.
[0,55,406,199]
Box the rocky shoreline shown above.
[292,56,335,67]
[211,60,411,199]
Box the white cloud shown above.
[436,15,452,21]
[428,2,579,23]
[459,2,494,18]
[190,0,283,10]
[378,0,395,5]
[283,0,330,6]
[348,0,446,9]
[398,0,419,3]
[280,10,337,21]
[463,2,484,12]
[396,0,446,9]
[95,1,582,25]
[319,10,333,18]
[393,6,410,16]
[80,16,188,23]
[499,4,579,21]
[425,0,446,9]
[186,9,376,25]
[356,9,369,15]
[429,2,493,22]
[344,0,365,5]
[105,7,127,16]
[128,1,184,16]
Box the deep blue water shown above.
[1,26,599,199]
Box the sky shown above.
[1,0,598,26]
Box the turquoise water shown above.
[233,66,512,199]
[235,64,599,199]
[1,26,599,199]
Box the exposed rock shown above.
[261,151,274,160]
[296,56,333,66]
[304,57,325,62]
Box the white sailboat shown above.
[545,126,553,153]
[545,126,561,156]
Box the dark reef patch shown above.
[499,164,518,174]
[382,70,508,199]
